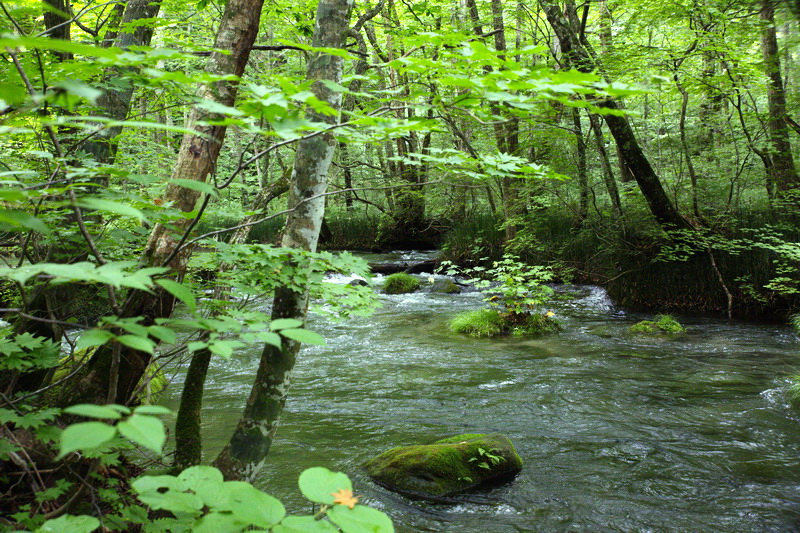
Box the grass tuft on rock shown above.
[449,309,505,338]
[449,309,561,338]
[629,314,686,334]
[382,273,420,294]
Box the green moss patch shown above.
[449,309,561,338]
[629,314,686,334]
[382,273,420,294]
[365,433,523,499]
[430,279,462,294]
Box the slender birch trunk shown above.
[213,0,354,482]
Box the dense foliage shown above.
[0,0,798,529]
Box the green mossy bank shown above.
[365,433,523,499]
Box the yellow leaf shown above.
[331,488,359,509]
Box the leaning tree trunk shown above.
[62,0,266,407]
[538,0,688,229]
[213,0,354,482]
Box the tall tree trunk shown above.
[589,113,622,218]
[213,0,354,482]
[760,0,799,196]
[572,107,588,224]
[80,0,164,164]
[43,0,72,61]
[538,0,688,229]
[62,0,266,406]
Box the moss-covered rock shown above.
[449,309,561,338]
[382,273,420,294]
[365,433,523,499]
[430,279,462,294]
[629,314,685,334]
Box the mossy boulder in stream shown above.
[430,279,462,294]
[365,433,522,499]
[382,272,420,294]
[629,314,685,334]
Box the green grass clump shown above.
[449,309,505,338]
[382,273,420,294]
[629,314,686,334]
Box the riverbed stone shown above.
[365,433,522,499]
[430,279,462,294]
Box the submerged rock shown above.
[365,433,522,499]
[430,279,462,294]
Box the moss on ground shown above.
[365,433,523,499]
[382,273,420,294]
[629,314,686,334]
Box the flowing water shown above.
[162,253,800,532]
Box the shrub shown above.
[382,273,420,294]
[449,309,505,338]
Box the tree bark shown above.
[760,0,799,196]
[43,0,72,61]
[213,0,354,482]
[63,0,266,406]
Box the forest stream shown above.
[162,252,800,532]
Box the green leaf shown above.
[37,514,101,533]
[178,466,225,507]
[0,209,51,234]
[170,179,219,197]
[192,512,247,533]
[223,482,285,528]
[147,325,177,344]
[117,414,166,454]
[208,339,245,358]
[133,405,172,416]
[274,516,340,533]
[328,505,395,533]
[156,279,197,312]
[270,318,303,330]
[74,329,114,351]
[298,467,351,505]
[76,198,146,220]
[116,334,156,354]
[63,404,123,420]
[53,79,103,104]
[280,328,326,346]
[58,421,116,458]
[132,475,204,513]
[256,331,283,349]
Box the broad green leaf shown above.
[274,516,339,533]
[37,514,100,533]
[209,339,246,358]
[54,79,103,104]
[270,318,303,331]
[132,475,204,513]
[117,414,165,453]
[328,505,394,533]
[156,279,197,312]
[133,405,172,416]
[0,209,51,234]
[63,404,123,420]
[116,334,156,354]
[170,179,219,197]
[178,466,224,507]
[192,512,248,533]
[298,467,351,505]
[224,482,285,528]
[74,329,114,351]
[256,331,282,349]
[147,325,177,344]
[280,328,326,346]
[58,421,116,458]
[76,197,146,220]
